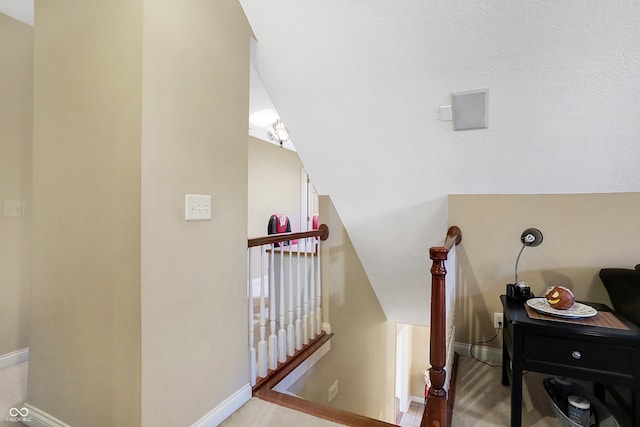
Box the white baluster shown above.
[287,242,295,357]
[295,242,303,350]
[258,247,267,378]
[316,239,323,334]
[268,245,277,370]
[302,237,309,345]
[278,242,286,363]
[309,239,316,339]
[248,248,256,386]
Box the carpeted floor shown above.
[451,355,632,427]
[451,356,559,426]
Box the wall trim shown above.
[21,378,252,427]
[191,383,252,427]
[21,403,72,427]
[454,342,502,365]
[272,338,331,393]
[0,347,29,370]
[410,395,425,403]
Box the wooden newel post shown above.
[421,226,461,427]
[425,246,448,427]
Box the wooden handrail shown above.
[441,226,462,252]
[248,223,329,248]
[423,226,462,427]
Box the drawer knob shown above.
[572,351,582,360]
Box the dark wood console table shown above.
[500,294,640,427]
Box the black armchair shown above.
[599,264,640,328]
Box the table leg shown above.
[635,352,640,427]
[510,364,523,426]
[634,389,639,427]
[502,336,510,386]
[510,331,523,427]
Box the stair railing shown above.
[247,224,329,387]
[423,226,462,427]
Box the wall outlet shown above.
[328,379,338,402]
[494,312,503,329]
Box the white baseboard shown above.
[21,403,72,427]
[191,383,252,427]
[22,384,252,427]
[272,339,331,393]
[0,347,29,370]
[454,342,502,364]
[410,395,425,403]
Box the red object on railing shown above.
[268,214,297,247]
[268,214,291,234]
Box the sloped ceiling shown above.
[0,0,32,25]
[249,39,297,151]
[239,1,640,325]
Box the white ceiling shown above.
[239,1,640,326]
[249,44,296,152]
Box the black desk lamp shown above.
[507,228,543,301]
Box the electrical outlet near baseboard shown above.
[494,312,503,329]
[328,379,338,402]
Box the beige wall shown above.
[29,1,143,426]
[248,137,303,237]
[29,1,251,426]
[0,14,32,357]
[409,325,429,398]
[140,1,251,426]
[248,137,304,282]
[449,193,640,348]
[287,196,397,423]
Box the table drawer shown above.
[524,334,634,376]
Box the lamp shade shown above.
[520,228,543,247]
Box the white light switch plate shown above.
[185,194,212,221]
